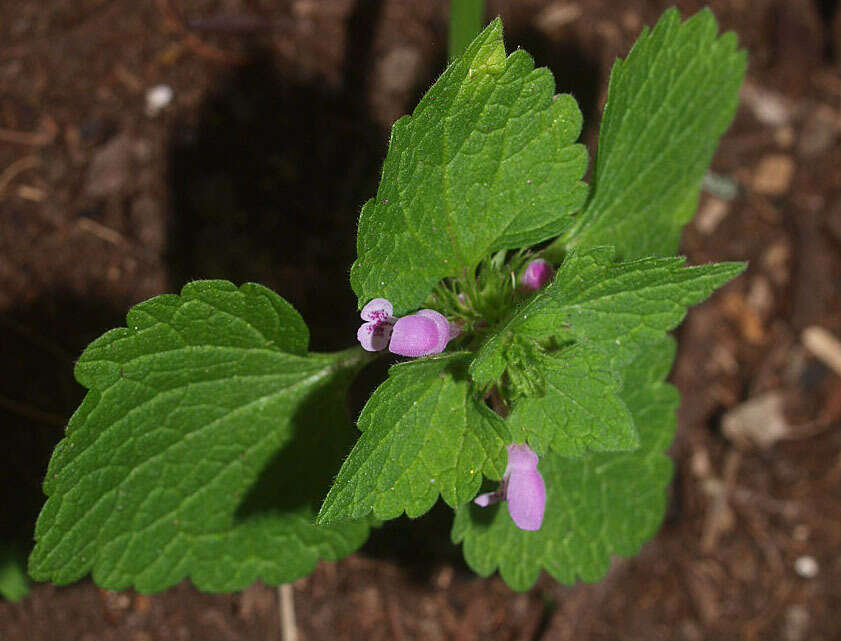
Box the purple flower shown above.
[357,298,396,351]
[474,443,546,531]
[357,299,456,357]
[389,309,452,357]
[519,259,554,291]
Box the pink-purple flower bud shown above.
[474,443,546,531]
[519,259,554,291]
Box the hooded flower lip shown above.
[389,309,454,357]
[475,443,546,531]
[519,259,554,291]
[357,298,456,357]
[504,444,546,531]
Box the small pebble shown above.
[145,84,174,117]
[695,196,730,234]
[702,171,739,200]
[794,555,818,578]
[792,524,810,542]
[752,154,795,196]
[741,82,793,126]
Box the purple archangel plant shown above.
[28,8,746,594]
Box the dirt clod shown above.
[752,153,796,196]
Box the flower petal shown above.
[416,309,451,353]
[357,321,392,351]
[506,467,546,531]
[473,491,500,507]
[389,314,442,357]
[505,443,539,473]
[360,297,394,322]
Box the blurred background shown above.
[1,0,840,639]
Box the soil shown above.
[1,0,841,639]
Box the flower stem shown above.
[448,0,485,62]
[279,584,298,641]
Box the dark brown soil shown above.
[2,1,841,639]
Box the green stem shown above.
[448,0,485,62]
[323,345,380,373]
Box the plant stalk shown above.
[279,584,298,641]
[448,0,485,61]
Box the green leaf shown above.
[351,18,588,314]
[317,353,509,525]
[0,543,30,602]
[552,8,746,260]
[507,345,637,457]
[453,336,679,591]
[29,281,371,593]
[471,248,745,386]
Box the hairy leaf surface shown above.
[506,345,637,457]
[472,248,744,386]
[29,281,371,593]
[555,8,745,258]
[318,353,509,524]
[352,19,588,314]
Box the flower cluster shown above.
[357,298,457,357]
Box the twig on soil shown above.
[741,579,794,641]
[278,584,298,641]
[0,155,41,199]
[155,0,248,65]
[0,116,58,146]
[76,217,128,247]
[700,450,741,553]
[17,185,46,202]
[433,593,460,637]
[385,591,407,641]
[75,217,161,266]
[733,497,784,577]
[802,326,841,377]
